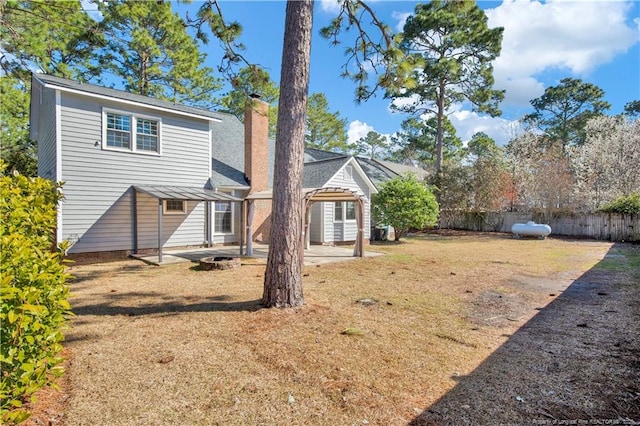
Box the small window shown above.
[163,200,185,215]
[334,202,343,222]
[103,109,161,154]
[214,201,233,233]
[345,201,356,220]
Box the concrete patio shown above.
[131,243,383,266]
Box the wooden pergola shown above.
[242,187,366,261]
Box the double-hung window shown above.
[214,198,233,234]
[104,109,161,154]
[334,201,356,221]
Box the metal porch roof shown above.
[134,185,243,202]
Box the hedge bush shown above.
[0,165,72,424]
[599,193,640,215]
[372,174,439,241]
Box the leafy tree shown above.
[523,78,610,150]
[0,0,100,175]
[572,116,640,210]
[96,0,221,108]
[0,77,37,176]
[505,131,575,212]
[389,0,504,176]
[623,100,640,118]
[437,163,472,210]
[599,193,640,215]
[218,66,280,137]
[0,0,101,81]
[467,135,511,211]
[389,116,462,168]
[305,93,349,151]
[467,132,500,160]
[372,175,439,241]
[356,131,388,159]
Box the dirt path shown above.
[412,244,640,425]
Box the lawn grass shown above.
[56,233,622,425]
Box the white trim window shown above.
[163,200,186,215]
[334,201,356,222]
[103,109,161,154]
[214,197,233,234]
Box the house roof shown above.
[209,115,276,189]
[354,157,399,187]
[372,158,429,180]
[33,73,227,122]
[302,156,350,188]
[304,147,345,162]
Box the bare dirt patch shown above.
[21,233,639,425]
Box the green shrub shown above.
[599,193,640,215]
[373,174,439,241]
[0,165,72,424]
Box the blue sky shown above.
[90,0,640,147]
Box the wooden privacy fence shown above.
[439,211,640,242]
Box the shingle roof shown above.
[34,73,227,121]
[304,147,345,162]
[302,156,350,188]
[355,157,399,187]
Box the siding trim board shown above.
[35,76,222,124]
[55,90,63,244]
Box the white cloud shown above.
[428,107,522,147]
[392,11,411,32]
[347,120,393,146]
[347,120,375,144]
[319,0,341,14]
[486,0,639,107]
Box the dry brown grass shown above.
[31,232,639,425]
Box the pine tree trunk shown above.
[262,0,313,308]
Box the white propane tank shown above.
[511,221,552,239]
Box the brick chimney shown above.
[244,97,269,194]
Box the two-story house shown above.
[32,74,405,261]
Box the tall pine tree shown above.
[97,0,221,108]
[389,0,504,177]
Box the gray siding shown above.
[136,193,205,249]
[322,163,372,243]
[36,85,58,181]
[58,92,212,253]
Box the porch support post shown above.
[354,197,364,257]
[305,201,312,250]
[239,200,245,255]
[246,200,254,256]
[206,201,213,248]
[158,198,163,263]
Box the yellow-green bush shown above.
[0,165,72,424]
